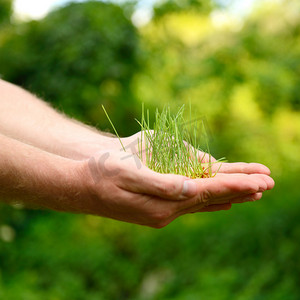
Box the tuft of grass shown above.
[103,104,224,178]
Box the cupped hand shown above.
[81,149,274,228]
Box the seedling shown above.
[102,104,224,178]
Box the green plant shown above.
[103,104,224,178]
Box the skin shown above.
[0,79,274,228]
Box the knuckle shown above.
[246,183,259,194]
[199,190,212,204]
[157,181,177,198]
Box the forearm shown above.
[0,132,87,212]
[0,79,118,160]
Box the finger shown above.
[212,162,271,175]
[232,192,263,203]
[198,203,232,212]
[196,173,268,203]
[232,173,273,190]
[175,190,263,217]
[173,173,270,211]
[214,173,274,191]
[200,192,264,206]
[203,191,264,206]
[179,192,262,216]
[256,175,274,190]
[189,192,262,214]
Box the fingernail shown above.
[182,180,198,198]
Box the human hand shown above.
[187,162,274,213]
[79,149,274,228]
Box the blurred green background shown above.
[0,0,300,299]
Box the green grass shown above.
[103,104,224,178]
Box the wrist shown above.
[24,154,87,213]
[71,154,109,216]
[23,155,98,216]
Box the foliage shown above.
[153,0,214,19]
[1,0,300,299]
[0,1,140,135]
[0,0,12,27]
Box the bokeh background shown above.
[0,0,300,299]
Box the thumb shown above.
[121,167,198,201]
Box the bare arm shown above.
[0,132,85,211]
[0,79,118,160]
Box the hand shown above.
[79,150,274,228]
[120,131,274,212]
